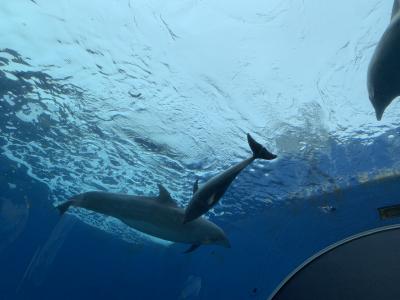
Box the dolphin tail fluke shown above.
[56,200,73,215]
[247,133,277,160]
[183,244,201,254]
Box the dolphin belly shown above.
[367,2,400,120]
[183,157,254,224]
[79,193,202,244]
[120,218,198,244]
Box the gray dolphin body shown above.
[57,185,230,253]
[183,134,277,224]
[367,0,400,120]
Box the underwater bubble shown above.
[319,205,337,214]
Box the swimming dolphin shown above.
[56,185,230,253]
[183,133,277,224]
[367,0,400,120]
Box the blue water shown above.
[1,1,400,299]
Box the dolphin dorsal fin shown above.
[392,0,400,20]
[157,184,177,207]
[193,179,199,195]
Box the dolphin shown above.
[367,0,400,120]
[183,133,277,224]
[56,185,230,253]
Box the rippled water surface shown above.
[1,0,400,244]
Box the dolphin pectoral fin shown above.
[183,244,201,254]
[193,178,199,195]
[157,184,178,207]
[392,0,400,20]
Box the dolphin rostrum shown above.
[56,185,230,253]
[367,0,400,120]
[183,133,277,224]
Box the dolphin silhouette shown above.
[56,185,230,253]
[183,133,277,224]
[367,0,400,120]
